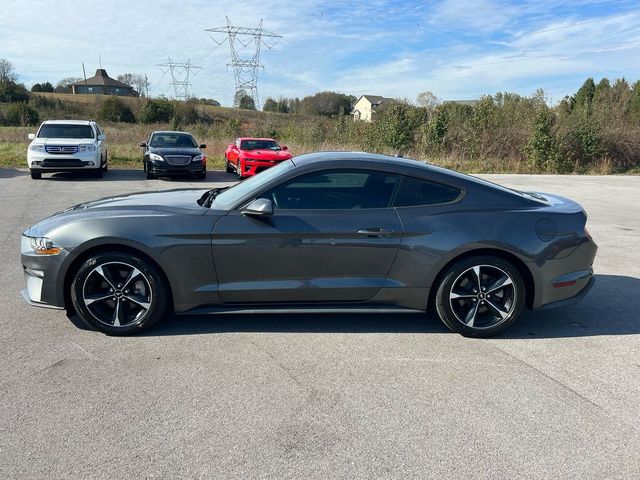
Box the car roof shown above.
[238,137,277,141]
[151,131,194,135]
[291,151,526,197]
[42,120,94,125]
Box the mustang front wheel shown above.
[71,252,169,335]
[435,255,525,337]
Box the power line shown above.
[205,16,282,109]
[156,57,202,100]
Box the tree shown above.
[55,77,82,92]
[139,97,175,123]
[0,81,29,103]
[197,98,220,107]
[301,91,353,116]
[31,82,54,93]
[524,107,564,172]
[117,73,147,97]
[0,59,17,83]
[98,97,135,123]
[416,91,439,111]
[263,97,278,112]
[572,78,596,111]
[233,89,256,110]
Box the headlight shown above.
[192,154,204,162]
[149,153,163,161]
[29,144,45,152]
[24,236,64,255]
[79,144,96,152]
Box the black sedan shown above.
[141,131,207,179]
[20,152,597,337]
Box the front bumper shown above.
[28,151,101,170]
[149,161,205,176]
[242,159,286,177]
[21,235,69,309]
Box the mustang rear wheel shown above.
[435,255,525,337]
[71,252,169,335]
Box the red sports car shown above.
[224,137,292,179]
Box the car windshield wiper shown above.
[197,186,231,208]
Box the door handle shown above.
[357,228,394,237]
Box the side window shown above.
[394,176,461,207]
[261,170,400,210]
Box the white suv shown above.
[27,120,108,179]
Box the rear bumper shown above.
[537,275,595,310]
[531,237,598,309]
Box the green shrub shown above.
[0,81,30,103]
[140,97,174,123]
[97,97,135,123]
[524,108,564,172]
[5,102,39,126]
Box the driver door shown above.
[212,169,403,304]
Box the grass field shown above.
[0,124,548,174]
[1,92,638,174]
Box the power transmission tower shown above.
[156,58,201,99]
[205,17,282,109]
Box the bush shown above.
[97,97,135,123]
[373,101,426,152]
[174,99,200,125]
[5,102,39,126]
[0,81,30,103]
[524,108,566,172]
[140,97,174,123]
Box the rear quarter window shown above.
[394,176,462,207]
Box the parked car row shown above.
[26,119,293,180]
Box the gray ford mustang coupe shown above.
[21,152,597,337]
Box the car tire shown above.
[146,166,155,180]
[225,156,233,173]
[196,169,206,180]
[30,170,41,179]
[71,251,169,335]
[434,255,525,338]
[237,160,244,180]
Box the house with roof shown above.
[68,69,136,96]
[351,95,395,122]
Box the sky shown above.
[2,0,639,107]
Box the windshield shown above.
[240,139,281,151]
[150,133,198,148]
[38,124,94,139]
[212,159,296,210]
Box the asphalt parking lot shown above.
[1,167,639,479]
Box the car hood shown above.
[73,188,209,211]
[149,147,202,156]
[25,189,212,238]
[241,149,292,161]
[31,138,96,145]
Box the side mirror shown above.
[241,198,273,217]
[200,144,207,149]
[139,142,147,148]
[98,134,106,141]
[28,133,36,140]
[281,145,288,151]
